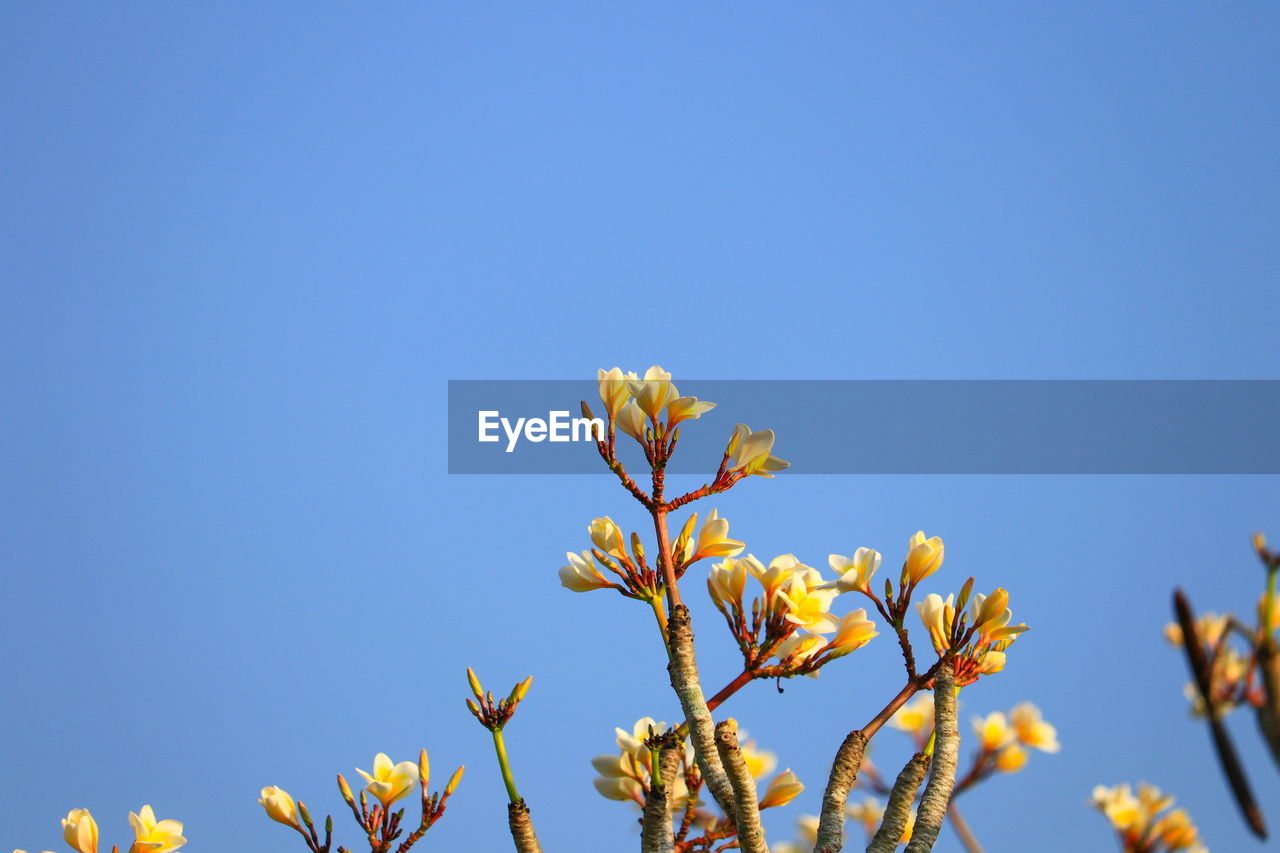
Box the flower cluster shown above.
[592,716,803,848]
[708,553,879,677]
[915,582,1029,684]
[259,751,463,853]
[1091,783,1207,853]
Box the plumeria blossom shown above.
[902,530,944,585]
[597,367,632,418]
[628,366,676,419]
[666,393,716,427]
[776,573,841,634]
[821,547,882,594]
[845,797,886,836]
[127,805,185,853]
[819,609,879,658]
[749,554,806,602]
[588,517,627,559]
[558,550,618,593]
[996,744,1029,772]
[616,399,647,440]
[739,733,778,779]
[61,810,98,853]
[889,693,936,741]
[1091,783,1206,853]
[674,509,745,565]
[974,712,1016,752]
[1163,611,1228,649]
[759,769,804,809]
[356,753,420,806]
[258,786,301,829]
[916,593,955,653]
[726,425,790,478]
[708,557,749,607]
[917,585,1028,682]
[1009,702,1061,753]
[773,633,826,676]
[591,717,691,809]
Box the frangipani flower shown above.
[593,717,691,808]
[559,550,616,593]
[1009,702,1060,753]
[691,510,744,561]
[356,753,420,806]
[773,632,826,675]
[822,548,881,594]
[597,367,632,417]
[889,693,935,739]
[61,810,98,853]
[776,574,840,634]
[970,589,1028,645]
[973,712,1015,751]
[1091,782,1204,851]
[616,399,647,440]
[258,786,301,829]
[748,554,804,601]
[588,517,627,558]
[996,743,1028,772]
[759,769,804,809]
[916,593,955,653]
[628,366,676,418]
[902,531,944,584]
[708,557,749,606]
[727,425,789,477]
[740,735,778,779]
[1163,611,1228,648]
[820,609,878,658]
[1092,783,1143,831]
[666,394,716,426]
[127,805,185,853]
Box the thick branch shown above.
[867,753,930,853]
[812,730,867,853]
[507,800,542,853]
[666,605,736,816]
[903,663,959,853]
[714,720,768,853]
[641,747,682,853]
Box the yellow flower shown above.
[822,547,881,594]
[820,609,879,658]
[356,753,421,806]
[748,554,804,601]
[995,743,1028,773]
[975,650,1006,675]
[973,712,1015,751]
[1009,702,1060,753]
[708,558,749,606]
[258,786,301,829]
[739,734,778,779]
[61,810,98,853]
[774,632,827,675]
[127,805,185,853]
[665,394,716,426]
[597,367,632,417]
[592,774,644,803]
[845,797,886,836]
[616,399,647,439]
[627,366,676,418]
[916,593,955,653]
[559,551,615,593]
[794,815,819,845]
[759,769,804,809]
[903,531,944,584]
[1153,808,1201,850]
[692,510,745,561]
[888,693,935,738]
[588,517,627,558]
[726,425,790,477]
[776,574,840,634]
[1091,784,1142,831]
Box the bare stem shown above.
[666,604,736,816]
[866,753,930,853]
[506,800,542,853]
[641,746,682,853]
[812,730,867,853]
[904,662,959,853]
[714,719,768,853]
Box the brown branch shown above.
[904,662,959,853]
[667,604,736,816]
[641,746,683,853]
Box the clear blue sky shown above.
[3,4,1278,852]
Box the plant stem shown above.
[947,803,986,853]
[492,729,521,803]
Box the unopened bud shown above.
[581,400,596,421]
[298,801,314,828]
[419,749,430,790]
[630,532,646,562]
[466,667,484,700]
[511,675,533,704]
[337,774,354,805]
[466,697,481,718]
[445,765,465,795]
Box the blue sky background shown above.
[3,4,1279,851]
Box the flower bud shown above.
[445,766,465,795]
[467,667,484,700]
[418,749,430,791]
